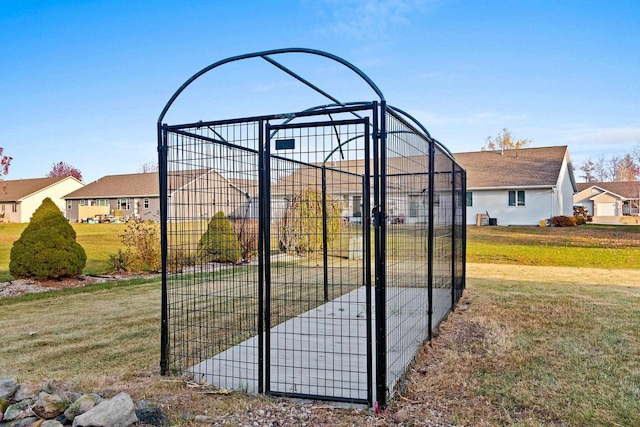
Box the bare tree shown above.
[592,155,609,182]
[482,128,532,152]
[612,154,639,181]
[578,158,596,182]
[138,162,159,173]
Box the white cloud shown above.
[312,0,440,41]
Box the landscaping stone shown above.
[72,392,137,427]
[13,383,38,402]
[0,379,19,400]
[135,407,170,427]
[0,416,40,427]
[0,398,10,415]
[63,394,102,421]
[3,399,36,421]
[0,379,143,427]
[32,393,71,419]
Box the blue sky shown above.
[1,0,638,183]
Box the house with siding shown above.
[0,176,84,223]
[574,181,640,218]
[64,170,250,222]
[454,146,577,226]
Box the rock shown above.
[0,416,40,427]
[32,393,71,419]
[72,392,138,427]
[1,397,11,414]
[391,408,410,423]
[42,420,65,427]
[3,399,36,421]
[64,394,102,421]
[0,378,19,400]
[13,382,39,401]
[97,389,118,399]
[135,407,170,427]
[41,380,69,395]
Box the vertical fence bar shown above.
[363,117,373,406]
[158,123,169,375]
[374,101,388,408]
[322,166,329,302]
[427,141,435,341]
[451,160,456,310]
[264,122,272,394]
[257,119,265,393]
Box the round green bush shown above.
[10,197,87,280]
[199,211,241,263]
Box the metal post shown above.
[264,123,272,394]
[158,123,169,375]
[427,142,435,341]
[374,101,388,408]
[322,167,329,302]
[257,119,265,393]
[451,161,456,310]
[363,117,373,406]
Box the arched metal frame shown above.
[158,48,466,408]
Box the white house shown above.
[454,146,577,226]
[574,181,640,218]
[0,176,84,223]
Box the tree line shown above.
[577,145,640,183]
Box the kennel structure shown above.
[158,49,466,408]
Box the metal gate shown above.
[263,119,372,403]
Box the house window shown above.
[409,195,426,218]
[80,200,86,206]
[508,190,525,206]
[97,199,109,206]
[12,204,17,213]
[118,198,130,210]
[466,192,473,207]
[144,198,150,209]
[67,201,72,210]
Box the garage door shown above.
[597,202,618,216]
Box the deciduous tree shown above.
[47,161,82,181]
[482,128,532,152]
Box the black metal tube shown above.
[257,119,265,393]
[451,161,456,310]
[427,142,435,341]
[374,101,387,408]
[264,123,273,393]
[158,123,169,375]
[363,117,373,406]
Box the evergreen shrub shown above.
[10,197,87,279]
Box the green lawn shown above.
[467,223,640,268]
[1,223,639,425]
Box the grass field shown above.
[1,224,639,425]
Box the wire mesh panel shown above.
[163,120,263,392]
[383,110,431,395]
[265,119,372,403]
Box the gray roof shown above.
[454,146,572,189]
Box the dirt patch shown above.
[0,274,159,298]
